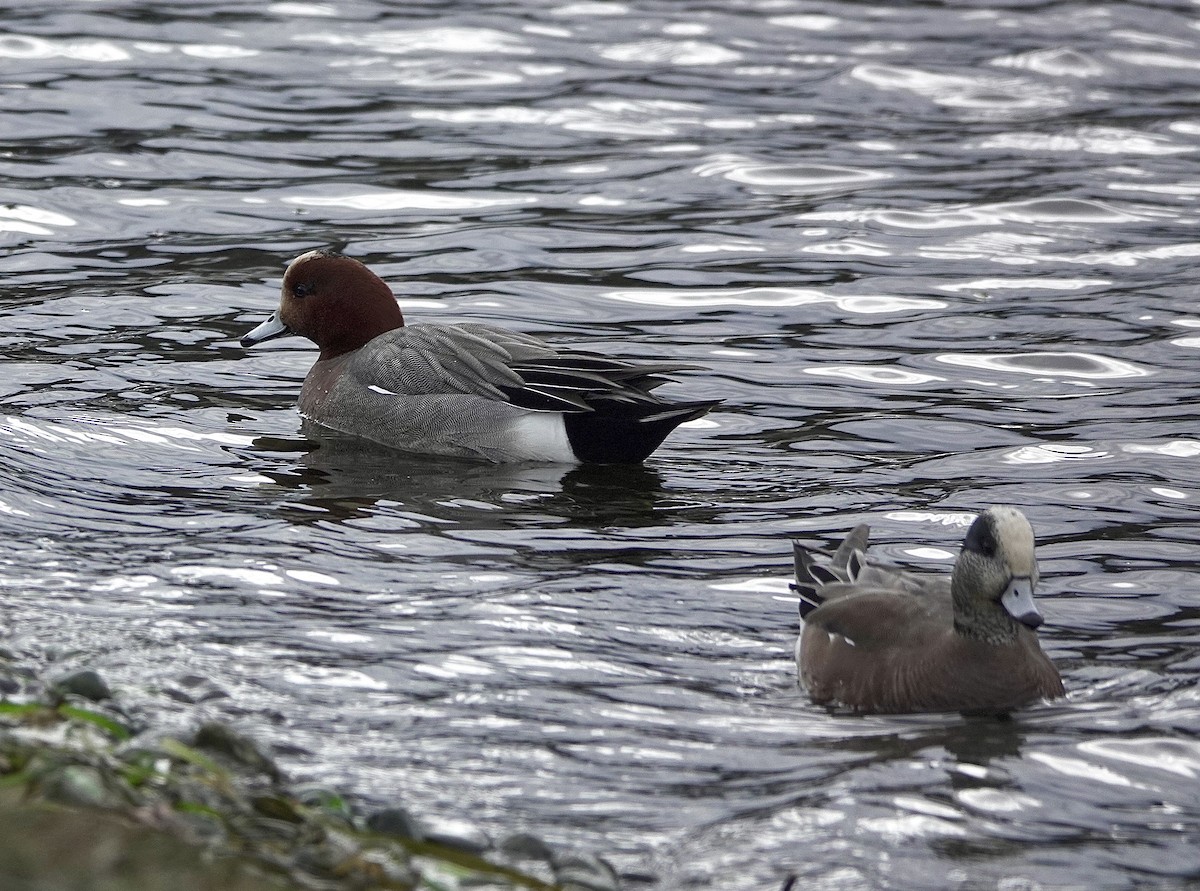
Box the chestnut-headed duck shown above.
[791,507,1064,715]
[240,250,719,463]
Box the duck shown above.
[240,250,719,463]
[791,507,1064,714]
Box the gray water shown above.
[2,1,1199,888]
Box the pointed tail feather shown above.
[831,524,870,582]
[793,524,872,619]
[792,541,827,619]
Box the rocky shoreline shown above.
[0,653,619,891]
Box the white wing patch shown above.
[368,384,398,396]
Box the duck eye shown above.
[293,282,311,298]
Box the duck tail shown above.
[791,541,827,619]
[564,399,719,463]
[791,524,871,619]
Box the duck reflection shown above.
[247,425,667,528]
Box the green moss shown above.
[0,687,578,891]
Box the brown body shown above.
[793,509,1065,715]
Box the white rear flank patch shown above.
[507,412,577,463]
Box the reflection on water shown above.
[1,0,1199,888]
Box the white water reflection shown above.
[411,98,755,137]
[285,667,389,690]
[979,127,1191,155]
[1079,738,1200,779]
[709,578,792,595]
[1029,752,1138,789]
[1109,182,1200,198]
[0,416,254,450]
[550,2,629,17]
[180,44,260,60]
[955,788,1041,814]
[805,366,944,385]
[935,351,1150,379]
[296,27,533,55]
[680,241,765,254]
[281,189,538,212]
[1004,444,1109,465]
[938,277,1108,293]
[801,197,1157,229]
[768,14,841,31]
[171,565,285,588]
[884,511,978,528]
[268,3,336,16]
[802,239,891,257]
[414,654,496,680]
[990,47,1105,77]
[695,156,889,192]
[605,286,945,312]
[0,34,130,63]
[1062,242,1200,267]
[1109,50,1200,72]
[851,63,1071,112]
[0,204,76,235]
[598,39,740,66]
[1122,440,1200,458]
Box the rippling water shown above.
[2,1,1200,888]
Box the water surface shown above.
[2,2,1199,888]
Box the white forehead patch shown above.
[989,506,1036,575]
[290,249,326,267]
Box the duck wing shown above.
[357,323,711,414]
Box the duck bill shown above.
[1001,576,1043,629]
[241,312,292,348]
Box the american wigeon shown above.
[792,507,1064,714]
[241,250,719,463]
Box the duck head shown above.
[952,506,1045,639]
[241,250,405,360]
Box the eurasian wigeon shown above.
[791,507,1064,714]
[241,250,719,463]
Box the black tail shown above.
[564,400,719,463]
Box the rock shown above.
[252,794,305,824]
[53,669,111,702]
[295,784,355,824]
[0,787,283,890]
[554,851,621,891]
[292,825,363,874]
[500,831,555,862]
[422,816,492,854]
[366,806,422,840]
[42,764,121,809]
[193,721,282,781]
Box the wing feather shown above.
[349,322,709,416]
